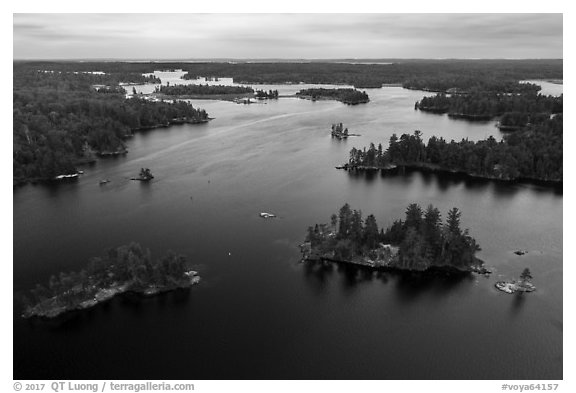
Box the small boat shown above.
[260,212,276,218]
[54,173,79,180]
[99,179,110,185]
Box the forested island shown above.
[13,65,209,186]
[302,203,487,274]
[255,89,279,99]
[415,91,562,129]
[296,88,369,105]
[331,123,360,139]
[131,168,154,181]
[341,114,562,183]
[21,243,200,319]
[155,83,254,100]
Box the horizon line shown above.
[13,57,564,62]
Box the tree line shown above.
[255,89,279,99]
[296,88,369,104]
[16,68,160,90]
[346,115,562,182]
[415,91,562,127]
[405,79,542,94]
[156,83,254,95]
[306,203,481,271]
[16,59,562,90]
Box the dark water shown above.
[13,78,562,379]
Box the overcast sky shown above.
[13,14,563,60]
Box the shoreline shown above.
[296,94,369,105]
[337,162,562,186]
[300,243,490,276]
[495,280,536,294]
[22,273,200,319]
[13,117,211,188]
[152,92,254,102]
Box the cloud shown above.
[13,13,563,60]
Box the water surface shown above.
[13,75,562,379]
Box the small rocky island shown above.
[495,268,536,294]
[331,123,361,140]
[21,243,200,319]
[296,88,369,105]
[301,203,489,275]
[132,168,154,181]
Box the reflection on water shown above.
[510,292,527,316]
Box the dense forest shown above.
[169,59,562,89]
[19,68,161,88]
[415,91,563,127]
[296,88,369,104]
[345,116,562,182]
[19,60,561,90]
[404,78,543,94]
[13,65,209,186]
[22,243,197,318]
[156,83,254,96]
[304,203,482,272]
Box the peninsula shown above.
[301,203,489,275]
[21,243,200,319]
[415,91,562,129]
[339,123,562,183]
[13,66,210,187]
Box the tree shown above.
[423,205,442,259]
[350,209,364,245]
[338,203,352,238]
[330,214,338,231]
[404,203,423,230]
[364,214,379,249]
[446,207,462,235]
[334,239,353,260]
[399,227,428,270]
[423,205,442,237]
[388,134,400,162]
[520,268,533,283]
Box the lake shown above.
[13,76,562,379]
